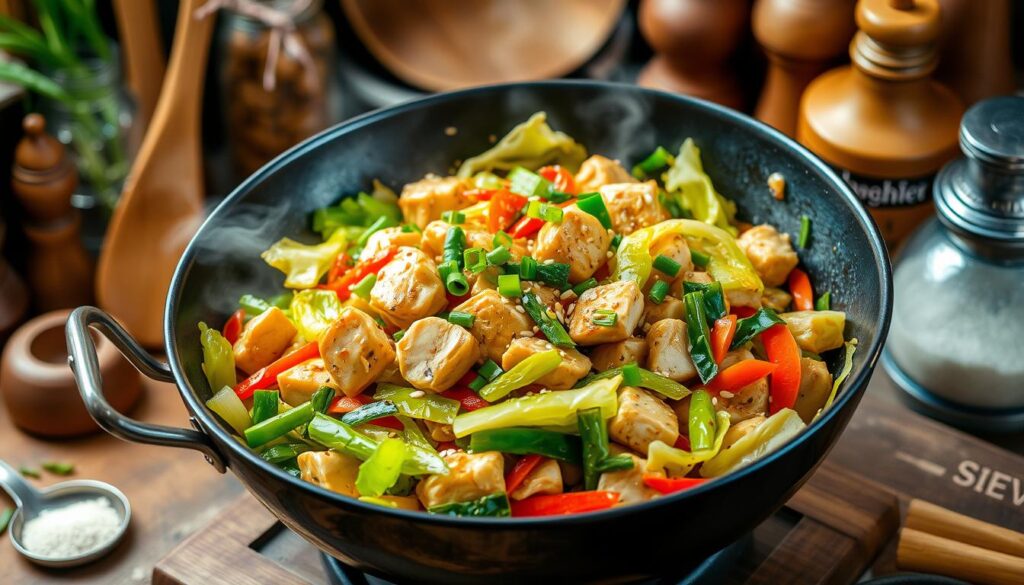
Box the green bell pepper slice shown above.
[198,323,236,393]
[355,438,407,498]
[646,410,731,477]
[582,363,690,401]
[684,291,718,384]
[688,389,717,451]
[478,348,562,402]
[469,428,581,464]
[578,407,634,490]
[244,401,315,448]
[373,385,461,424]
[306,413,448,476]
[731,307,786,349]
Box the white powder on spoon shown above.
[21,497,122,558]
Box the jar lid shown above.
[935,96,1024,245]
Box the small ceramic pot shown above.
[1,310,141,437]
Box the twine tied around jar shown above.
[195,0,316,91]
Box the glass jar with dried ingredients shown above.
[883,97,1024,433]
[218,0,339,179]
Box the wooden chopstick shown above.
[905,498,1024,558]
[897,527,1024,585]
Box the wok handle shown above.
[66,306,226,472]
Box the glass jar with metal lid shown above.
[883,96,1024,432]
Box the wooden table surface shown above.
[1,363,1021,584]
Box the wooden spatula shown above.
[113,0,166,129]
[96,0,213,347]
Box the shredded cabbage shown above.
[662,139,738,235]
[456,112,587,177]
[700,409,805,477]
[822,338,858,413]
[290,289,344,341]
[645,411,731,477]
[261,228,348,289]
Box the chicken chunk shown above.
[642,295,686,326]
[782,310,847,354]
[277,358,339,406]
[737,224,798,287]
[415,451,505,509]
[423,419,456,442]
[396,317,481,392]
[232,307,297,375]
[645,319,698,382]
[298,451,360,497]
[318,308,395,397]
[501,337,592,390]
[568,280,644,345]
[574,155,637,192]
[420,220,493,261]
[453,289,533,362]
[717,349,769,422]
[598,181,670,235]
[793,357,834,423]
[361,226,422,259]
[597,453,661,504]
[609,386,679,453]
[762,287,793,312]
[590,337,649,372]
[721,415,766,450]
[370,246,447,330]
[509,458,564,501]
[533,206,611,284]
[398,176,472,229]
[649,232,693,278]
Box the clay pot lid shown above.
[856,0,941,47]
[14,114,67,173]
[340,0,626,92]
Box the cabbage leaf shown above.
[456,112,587,178]
[261,228,348,289]
[663,139,738,236]
[289,289,344,341]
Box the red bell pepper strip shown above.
[465,188,496,201]
[538,165,577,195]
[440,387,490,412]
[761,324,802,414]
[328,393,373,414]
[508,199,576,238]
[320,247,397,302]
[326,253,352,284]
[788,268,814,311]
[673,435,691,451]
[446,291,470,309]
[731,305,757,319]
[708,359,777,393]
[642,474,708,495]
[487,189,528,233]
[505,454,544,495]
[221,309,245,345]
[710,315,737,364]
[234,341,320,400]
[510,491,620,517]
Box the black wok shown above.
[67,81,892,584]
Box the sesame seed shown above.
[409,390,426,398]
[567,303,576,313]
[515,305,526,314]
[712,397,718,406]
[607,229,614,235]
[720,391,735,399]
[543,259,555,265]
[560,289,576,300]
[545,342,554,350]
[606,251,614,258]
[532,326,540,333]
[520,330,535,337]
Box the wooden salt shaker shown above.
[753,0,856,136]
[637,0,748,110]
[11,114,94,311]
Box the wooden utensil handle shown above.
[906,498,1024,559]
[897,527,1024,585]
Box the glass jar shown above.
[44,47,138,213]
[219,0,339,180]
[884,96,1024,432]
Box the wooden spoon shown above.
[113,0,167,130]
[96,0,212,347]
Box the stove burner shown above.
[320,534,750,585]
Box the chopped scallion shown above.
[519,256,538,280]
[592,309,618,327]
[572,278,598,296]
[652,254,682,277]
[446,270,470,296]
[575,193,613,228]
[486,245,511,266]
[493,231,513,249]
[498,274,522,297]
[691,249,711,268]
[631,146,676,179]
[393,330,405,342]
[468,375,487,392]
[478,359,503,381]
[648,280,670,304]
[448,311,476,328]
[621,363,641,386]
[463,247,487,273]
[442,210,466,224]
[401,223,421,233]
[357,215,392,247]
[526,200,563,224]
[815,291,831,311]
[508,166,552,198]
[351,273,376,300]
[798,215,811,249]
[610,233,622,250]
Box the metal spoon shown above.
[0,460,130,568]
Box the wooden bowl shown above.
[0,310,141,437]
[340,0,627,91]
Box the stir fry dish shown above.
[198,113,857,518]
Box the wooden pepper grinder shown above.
[797,0,963,249]
[11,114,95,311]
[935,0,1015,106]
[753,0,856,136]
[637,0,748,110]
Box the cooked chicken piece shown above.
[396,317,481,392]
[370,246,448,330]
[423,419,456,442]
[597,453,661,504]
[420,220,493,260]
[376,357,408,385]
[649,232,694,278]
[737,224,798,287]
[470,268,500,295]
[762,287,793,312]
[232,307,297,374]
[568,280,644,345]
[720,415,766,450]
[590,337,649,372]
[453,289,533,362]
[361,226,422,259]
[319,308,395,397]
[398,176,472,229]
[725,286,763,310]
[509,458,564,501]
[522,282,561,310]
[716,349,769,422]
[416,451,505,509]
[645,319,698,382]
[598,181,670,235]
[781,310,847,354]
[501,337,591,390]
[643,295,686,326]
[609,386,679,453]
[277,358,339,406]
[574,155,637,192]
[298,451,360,497]
[793,357,834,423]
[533,206,611,283]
